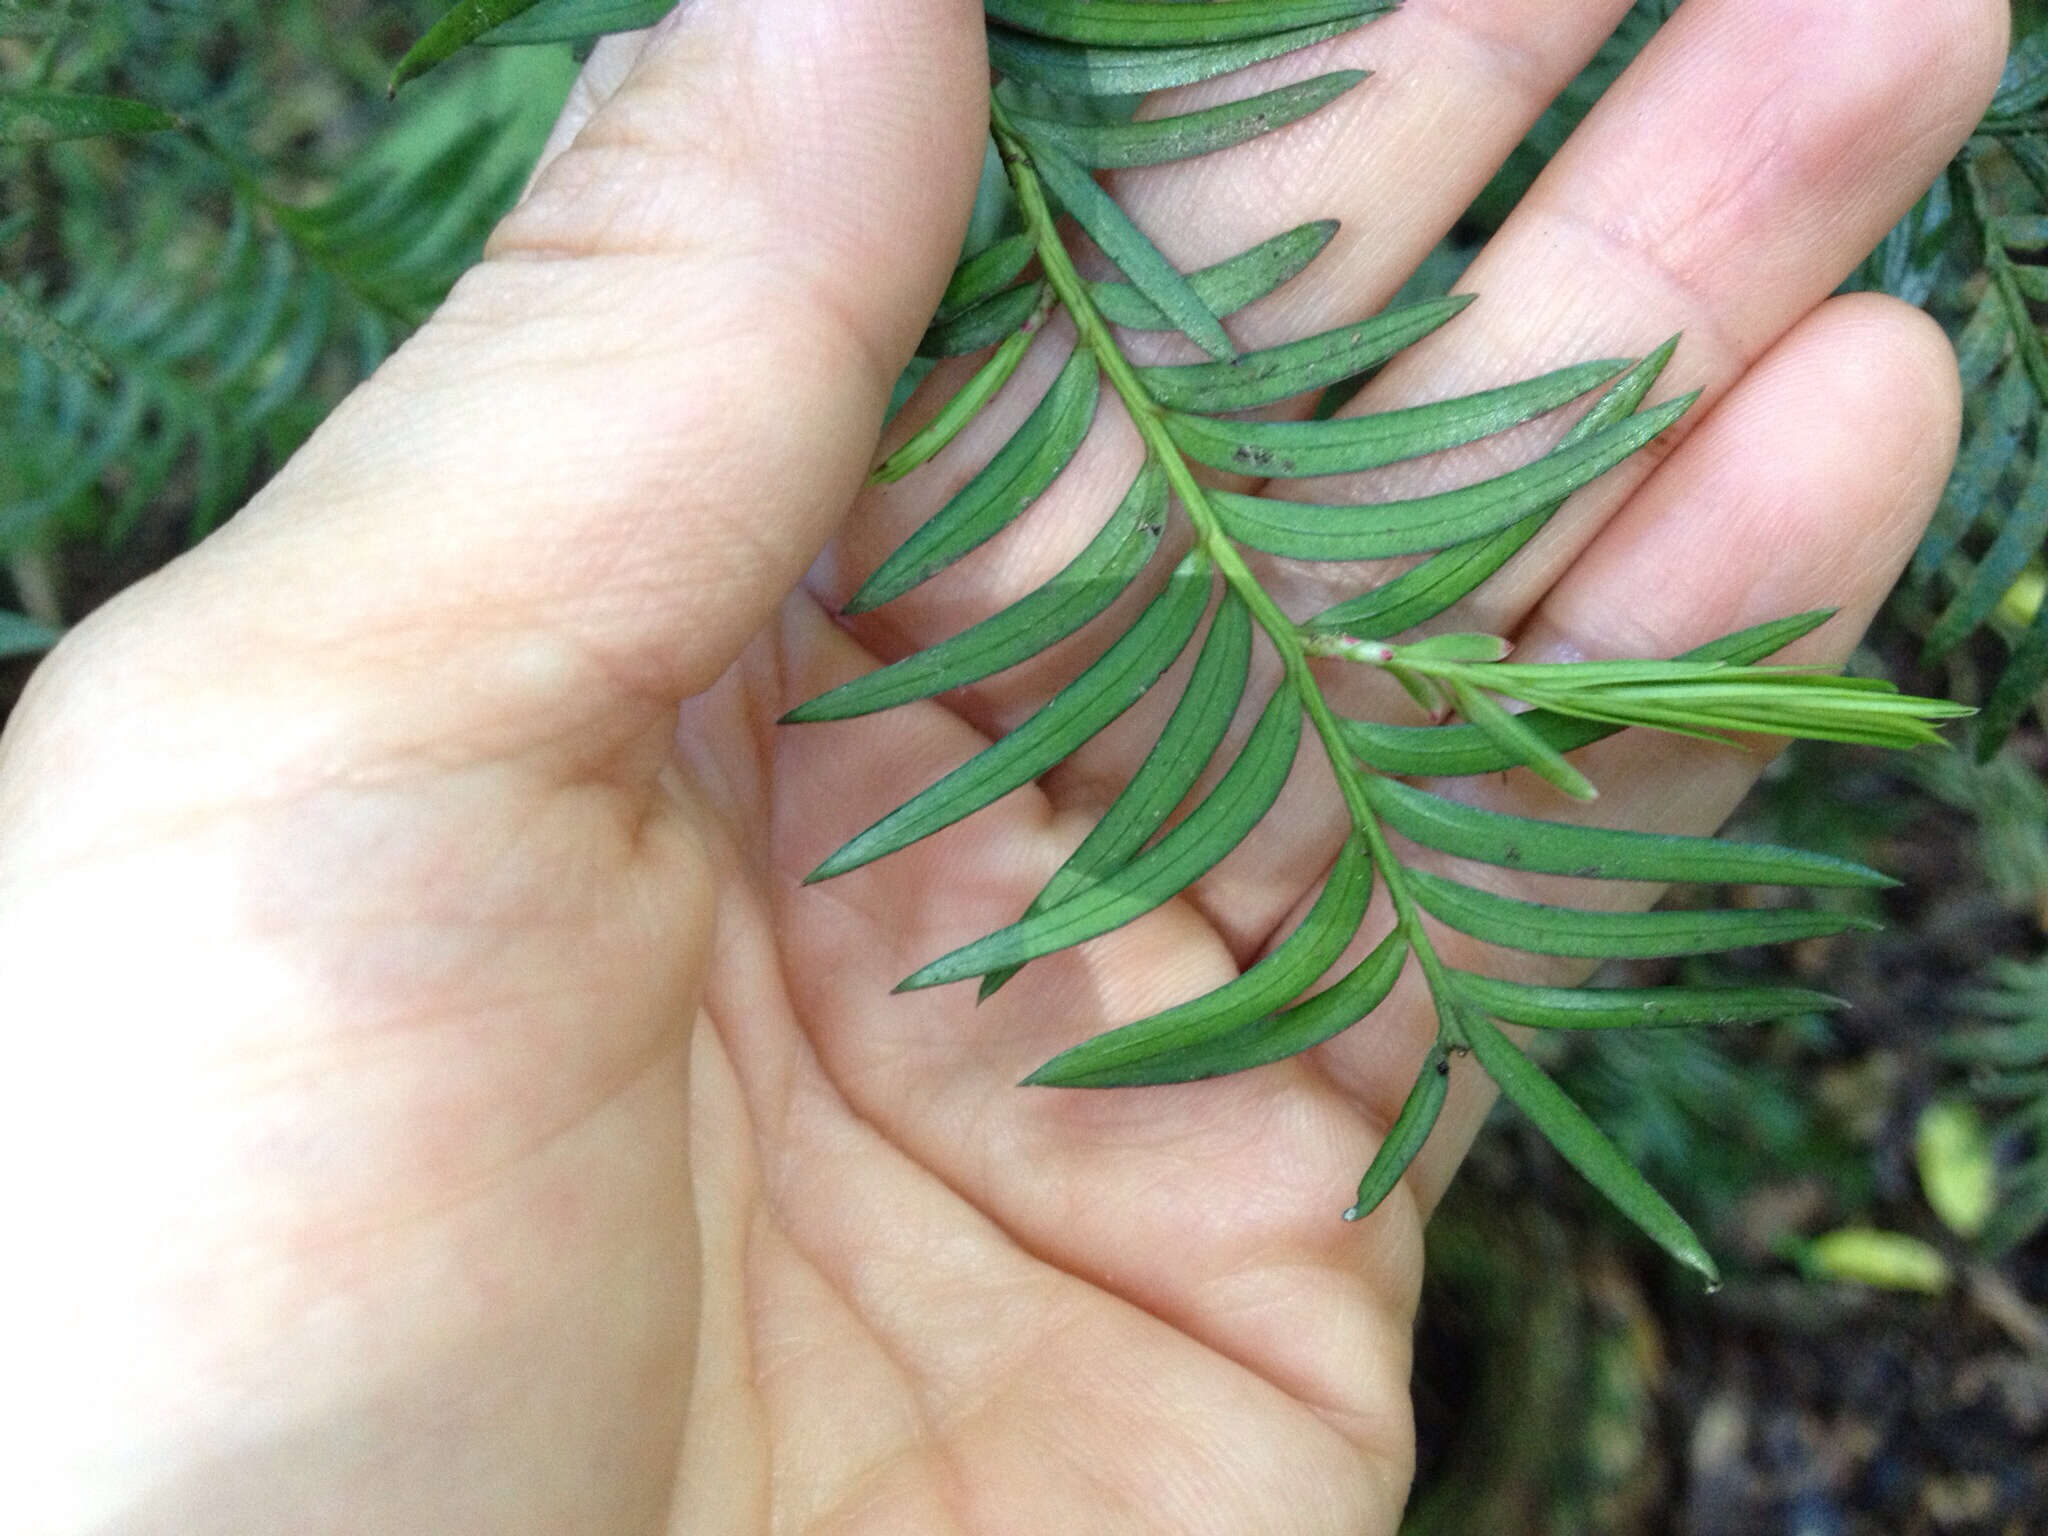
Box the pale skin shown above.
[1,0,2012,1531]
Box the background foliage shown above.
[0,0,571,640]
[7,1,2048,1528]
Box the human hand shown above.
[6,1,2006,1532]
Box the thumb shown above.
[58,0,987,776]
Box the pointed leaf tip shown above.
[391,0,546,92]
[809,558,1209,883]
[1346,1043,1449,1221]
[1465,1010,1719,1285]
[1015,131,1236,360]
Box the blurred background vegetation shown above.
[6,2,2048,1530]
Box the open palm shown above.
[6,1,2006,1533]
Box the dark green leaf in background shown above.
[0,278,111,383]
[394,0,677,89]
[0,89,179,145]
[0,610,61,658]
[477,0,677,45]
[936,234,1038,318]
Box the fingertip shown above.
[1528,292,1966,667]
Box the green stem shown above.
[992,102,1467,1044]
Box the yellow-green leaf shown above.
[1916,1100,1997,1240]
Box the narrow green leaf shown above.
[1385,665,1445,720]
[1004,70,1367,170]
[1169,359,1630,478]
[989,18,1367,96]
[1205,397,1687,557]
[1452,972,1846,1030]
[1024,837,1374,1085]
[920,281,1048,359]
[1256,927,1409,1055]
[0,89,179,144]
[1310,526,1537,640]
[1923,453,2048,661]
[1485,669,1966,751]
[1345,1043,1448,1221]
[981,591,1254,998]
[1041,926,1410,1085]
[937,234,1036,318]
[787,464,1164,723]
[1359,774,1892,887]
[1305,339,1681,637]
[1482,659,1863,692]
[393,0,540,88]
[1445,679,1599,801]
[846,346,1099,613]
[1916,364,2029,583]
[1952,285,2011,389]
[896,681,1302,989]
[986,0,1390,47]
[1340,613,1838,777]
[0,4,60,39]
[1021,134,1236,360]
[0,278,110,384]
[1463,1009,1718,1284]
[1141,297,1470,415]
[476,0,675,45]
[1406,869,1877,959]
[870,323,1041,485]
[1089,221,1337,331]
[1978,595,2048,759]
[806,555,1211,882]
[1690,610,1837,662]
[5,376,148,542]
